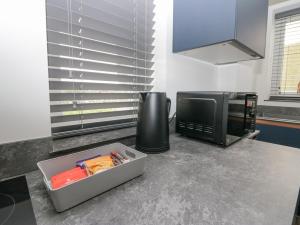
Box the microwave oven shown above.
[176,92,257,146]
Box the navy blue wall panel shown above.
[173,0,236,52]
[256,125,300,149]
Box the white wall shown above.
[217,0,300,107]
[0,0,51,144]
[153,0,218,114]
[217,61,263,93]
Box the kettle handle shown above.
[167,98,171,115]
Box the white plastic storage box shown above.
[37,143,147,212]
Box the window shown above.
[46,0,155,137]
[271,8,300,98]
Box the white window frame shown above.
[267,0,300,101]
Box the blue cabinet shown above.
[256,124,300,149]
[173,0,268,64]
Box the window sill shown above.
[256,117,300,129]
[51,127,136,154]
[267,96,300,102]
[257,116,300,124]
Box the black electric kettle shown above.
[136,92,171,153]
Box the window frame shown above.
[268,2,300,102]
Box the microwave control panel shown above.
[245,95,258,132]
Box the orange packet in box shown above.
[51,167,88,189]
[84,155,114,175]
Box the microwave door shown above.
[227,98,247,143]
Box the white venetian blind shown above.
[46,0,155,137]
[271,9,300,97]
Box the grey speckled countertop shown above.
[27,134,300,225]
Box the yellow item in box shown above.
[84,155,114,175]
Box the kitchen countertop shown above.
[26,134,300,225]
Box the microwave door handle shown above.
[243,95,249,131]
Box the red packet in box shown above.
[51,167,87,189]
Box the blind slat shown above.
[51,106,138,117]
[47,30,154,58]
[50,93,140,101]
[49,90,142,94]
[48,54,153,71]
[49,78,153,86]
[51,109,137,122]
[46,3,155,31]
[52,115,137,129]
[48,67,153,79]
[46,18,154,50]
[47,0,155,22]
[51,111,138,124]
[51,99,139,106]
[47,42,154,68]
[48,56,154,76]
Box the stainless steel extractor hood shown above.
[173,0,268,65]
